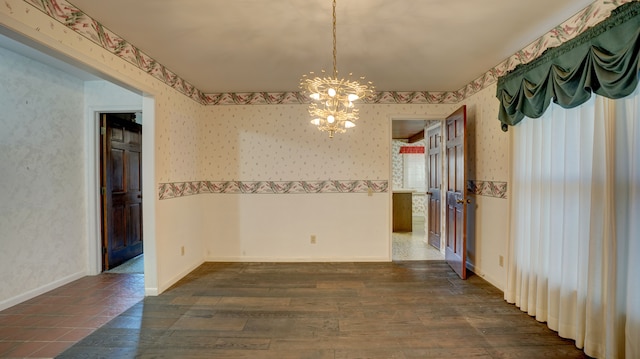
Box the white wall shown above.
[156,195,205,293]
[0,46,87,309]
[203,194,389,261]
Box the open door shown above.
[426,125,441,250]
[100,113,143,270]
[444,106,467,279]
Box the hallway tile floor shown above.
[392,218,443,261]
[0,274,144,358]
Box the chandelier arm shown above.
[332,0,337,79]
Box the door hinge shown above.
[101,187,106,195]
[100,127,106,135]
[102,247,107,255]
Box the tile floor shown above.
[392,217,443,261]
[0,274,144,358]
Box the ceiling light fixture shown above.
[300,0,374,138]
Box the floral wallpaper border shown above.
[22,0,634,105]
[158,179,507,200]
[467,180,508,199]
[158,180,389,200]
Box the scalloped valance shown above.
[496,1,640,131]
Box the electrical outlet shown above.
[181,246,185,256]
[499,255,504,267]
[310,235,317,244]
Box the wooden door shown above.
[100,113,143,270]
[427,125,441,250]
[445,106,467,279]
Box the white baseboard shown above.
[144,287,159,296]
[0,270,86,311]
[156,259,205,295]
[205,256,390,262]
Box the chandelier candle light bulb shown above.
[300,0,374,138]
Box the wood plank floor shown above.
[55,261,589,359]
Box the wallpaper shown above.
[464,83,509,199]
[465,83,509,180]
[157,102,456,199]
[391,139,426,214]
[21,0,635,105]
[0,46,86,301]
[196,104,391,181]
[391,140,405,189]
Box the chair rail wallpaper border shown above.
[467,180,508,199]
[157,179,508,200]
[158,180,389,200]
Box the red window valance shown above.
[399,146,425,154]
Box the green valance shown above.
[496,1,640,131]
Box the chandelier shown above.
[300,0,374,138]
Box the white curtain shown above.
[507,85,640,359]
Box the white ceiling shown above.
[67,0,595,94]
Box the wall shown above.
[463,83,510,290]
[154,94,206,293]
[0,0,207,299]
[391,140,405,189]
[392,139,426,216]
[0,46,87,309]
[188,103,454,261]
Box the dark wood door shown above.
[100,113,143,270]
[445,106,467,279]
[427,125,441,250]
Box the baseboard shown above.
[0,270,86,311]
[205,256,391,262]
[144,287,159,296]
[156,259,205,295]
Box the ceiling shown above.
[392,120,427,141]
[67,0,595,94]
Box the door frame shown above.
[85,97,158,295]
[89,107,141,274]
[99,112,144,271]
[388,114,447,259]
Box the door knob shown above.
[426,192,433,196]
[456,198,470,204]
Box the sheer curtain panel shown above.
[507,86,640,358]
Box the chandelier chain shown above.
[332,0,337,78]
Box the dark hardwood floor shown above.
[56,261,589,359]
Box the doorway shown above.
[99,112,144,272]
[390,118,443,261]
